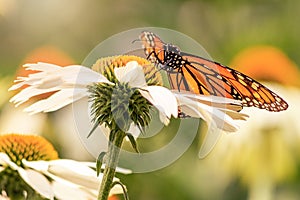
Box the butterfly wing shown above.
[180,52,288,112]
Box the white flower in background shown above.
[205,84,300,200]
[0,134,129,200]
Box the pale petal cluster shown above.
[0,152,130,200]
[9,63,110,114]
[114,61,178,125]
[9,62,178,125]
[9,61,248,156]
[174,92,248,132]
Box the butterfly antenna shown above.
[132,38,141,44]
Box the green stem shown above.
[97,130,125,200]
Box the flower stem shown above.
[98,129,125,200]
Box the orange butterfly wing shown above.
[179,53,288,111]
[140,31,288,112]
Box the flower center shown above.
[0,134,58,166]
[92,55,163,86]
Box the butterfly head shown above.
[165,43,181,55]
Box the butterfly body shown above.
[140,31,288,112]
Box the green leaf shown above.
[111,181,129,200]
[126,133,139,153]
[96,152,106,176]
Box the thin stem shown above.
[97,130,125,200]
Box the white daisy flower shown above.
[9,61,177,127]
[0,134,129,200]
[9,56,247,156]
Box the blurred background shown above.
[1,0,300,199]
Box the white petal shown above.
[24,62,61,72]
[23,63,111,87]
[47,159,120,190]
[198,122,222,159]
[177,93,248,120]
[9,62,111,113]
[52,181,96,200]
[48,159,96,176]
[223,109,249,120]
[0,152,18,170]
[139,86,178,124]
[0,152,10,165]
[10,86,61,106]
[114,61,147,87]
[26,159,101,190]
[17,168,54,199]
[175,95,206,119]
[172,91,242,105]
[8,63,61,91]
[22,159,125,197]
[158,111,170,125]
[176,94,239,132]
[24,88,86,114]
[22,160,49,172]
[57,65,112,87]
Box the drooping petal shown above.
[9,63,61,91]
[9,86,61,107]
[24,88,87,114]
[48,159,120,190]
[52,181,96,200]
[158,111,170,125]
[0,152,18,170]
[48,159,96,176]
[198,122,222,159]
[24,62,62,72]
[114,61,147,87]
[9,63,112,113]
[180,93,249,120]
[22,159,49,171]
[23,159,125,196]
[173,91,242,105]
[175,94,241,132]
[17,168,54,199]
[139,86,178,125]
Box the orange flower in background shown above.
[18,45,74,76]
[0,46,75,134]
[230,45,300,86]
[14,46,74,100]
[108,195,120,200]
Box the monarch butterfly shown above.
[139,31,288,112]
